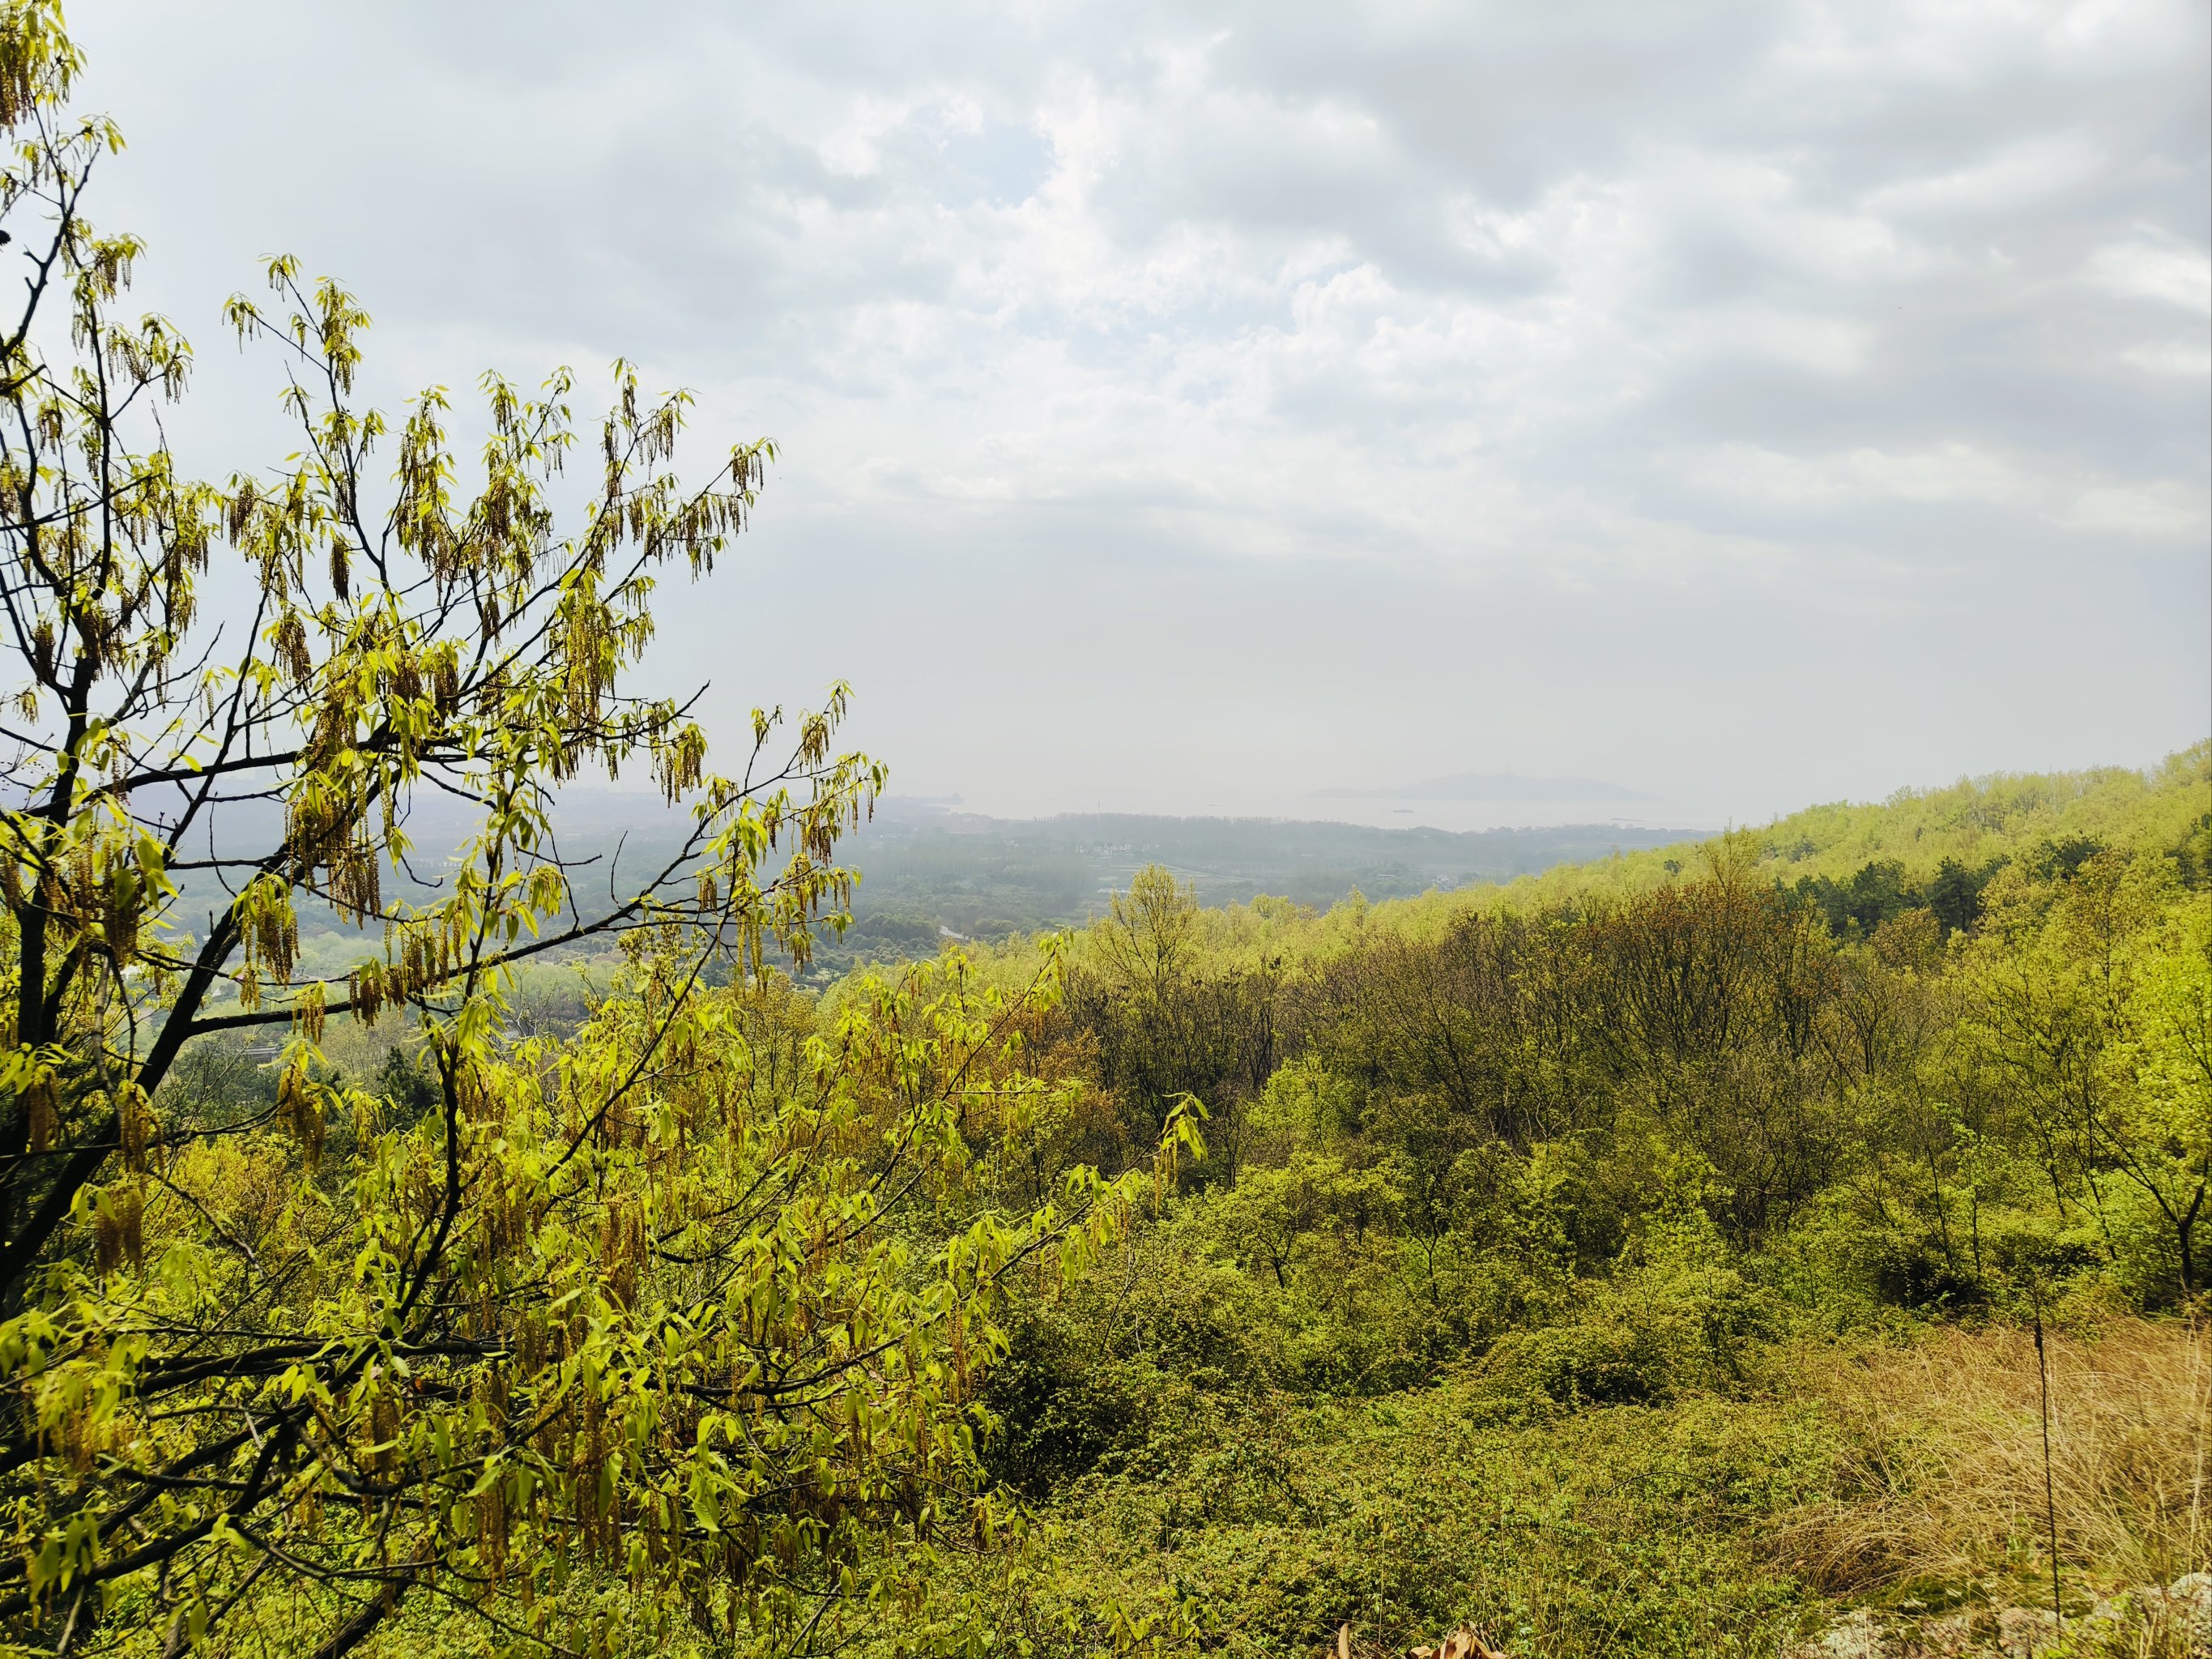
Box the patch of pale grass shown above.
[1774,1318,2210,1599]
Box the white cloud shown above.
[2069,483,2210,536]
[2089,235,2212,312]
[66,0,2212,821]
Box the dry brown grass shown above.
[1774,1317,2211,1601]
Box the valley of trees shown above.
[803,809,1691,972]
[0,6,2205,1657]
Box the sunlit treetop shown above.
[0,5,1191,1654]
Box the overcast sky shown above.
[75,0,2210,828]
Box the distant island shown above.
[1314,771,1650,802]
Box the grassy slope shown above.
[979,1323,2206,1658]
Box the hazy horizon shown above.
[75,0,2210,825]
[537,738,2207,842]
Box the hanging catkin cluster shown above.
[92,1186,143,1273]
[21,1075,56,1154]
[277,1060,325,1170]
[235,876,299,1009]
[116,1082,153,1175]
[346,911,475,1027]
[601,1198,646,1309]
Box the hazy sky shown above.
[77,0,2210,827]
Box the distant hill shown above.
[216,788,1694,987]
[1314,772,1649,802]
[806,805,1689,968]
[188,745,2212,993]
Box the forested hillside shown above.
[146,748,2212,1656]
[868,745,2210,1657]
[185,795,1692,997]
[811,807,1691,970]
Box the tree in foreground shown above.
[0,6,1181,1653]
